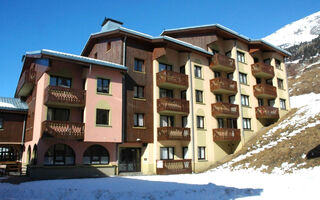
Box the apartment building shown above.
[14,49,126,178]
[80,19,290,175]
[10,18,290,177]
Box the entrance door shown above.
[119,148,141,172]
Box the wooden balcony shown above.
[16,69,36,97]
[212,102,239,118]
[251,62,275,78]
[157,98,189,115]
[253,84,277,98]
[213,128,241,142]
[156,159,192,175]
[210,53,235,72]
[44,86,86,107]
[156,70,188,89]
[42,120,84,140]
[210,77,237,95]
[256,106,279,119]
[157,127,191,141]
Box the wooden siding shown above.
[0,112,25,143]
[88,38,123,64]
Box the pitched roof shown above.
[0,97,28,112]
[26,49,127,71]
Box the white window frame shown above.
[194,65,202,78]
[237,51,245,63]
[280,99,286,110]
[134,85,144,98]
[198,147,206,160]
[241,95,250,107]
[134,113,144,127]
[160,147,174,160]
[197,116,204,129]
[195,90,203,103]
[239,72,247,85]
[243,118,251,130]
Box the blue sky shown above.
[0,0,319,97]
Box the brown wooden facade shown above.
[0,111,26,143]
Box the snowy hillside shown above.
[263,11,320,48]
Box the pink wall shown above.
[84,65,123,143]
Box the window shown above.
[256,78,261,84]
[258,98,263,106]
[83,145,109,165]
[183,147,188,159]
[266,79,273,86]
[197,116,204,129]
[268,99,275,107]
[50,75,71,88]
[254,57,259,63]
[134,113,144,127]
[97,78,110,94]
[214,71,221,78]
[239,73,247,85]
[225,51,232,58]
[94,52,98,59]
[180,66,185,74]
[275,59,281,69]
[181,90,186,100]
[182,116,188,128]
[96,109,109,125]
[134,86,144,98]
[0,147,16,161]
[227,73,234,80]
[264,58,271,65]
[237,51,245,63]
[159,88,173,98]
[107,42,111,52]
[216,94,222,102]
[194,65,202,78]
[241,95,250,106]
[47,108,70,121]
[198,147,206,160]
[44,144,75,166]
[134,58,144,72]
[196,90,203,103]
[243,118,251,130]
[278,78,284,89]
[0,118,3,129]
[160,147,174,160]
[159,63,172,72]
[229,95,235,104]
[280,99,286,110]
[227,118,237,129]
[217,118,224,128]
[160,115,174,127]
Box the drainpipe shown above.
[188,53,196,172]
[21,114,27,161]
[234,40,245,146]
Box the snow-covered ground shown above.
[0,93,319,200]
[263,11,320,48]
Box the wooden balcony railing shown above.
[156,159,192,175]
[253,84,277,98]
[256,106,279,119]
[157,127,191,141]
[157,98,189,114]
[210,53,235,72]
[156,70,189,89]
[42,120,84,140]
[16,69,36,97]
[210,77,237,94]
[212,102,239,118]
[44,86,86,107]
[251,62,275,78]
[213,128,241,142]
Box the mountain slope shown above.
[263,11,320,48]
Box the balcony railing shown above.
[16,69,36,97]
[256,106,279,119]
[212,102,239,118]
[44,86,86,107]
[156,159,192,175]
[210,53,235,72]
[210,77,237,95]
[213,128,241,142]
[253,84,277,98]
[156,70,188,89]
[157,98,189,114]
[157,127,191,141]
[251,62,275,78]
[42,120,85,140]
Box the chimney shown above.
[101,18,123,32]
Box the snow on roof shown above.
[26,49,127,71]
[0,97,28,112]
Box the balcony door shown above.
[47,107,70,121]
